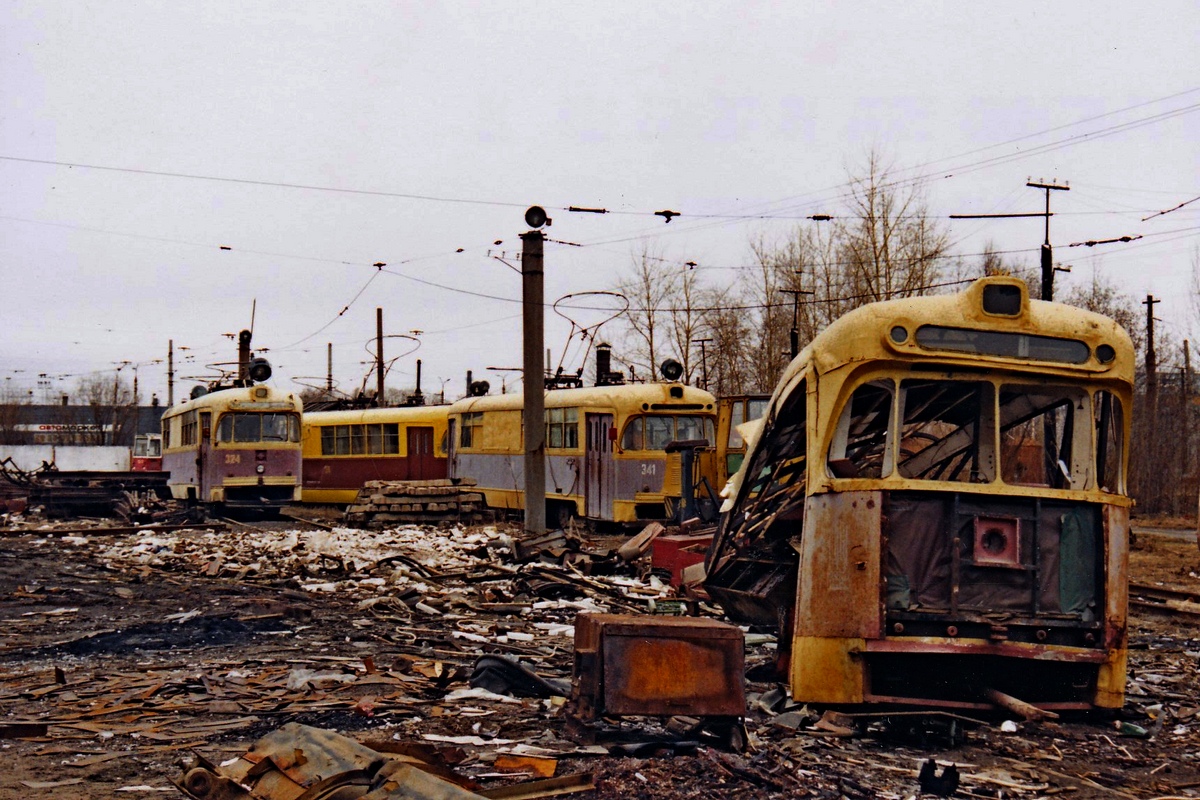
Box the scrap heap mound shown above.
[344,479,486,527]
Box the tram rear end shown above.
[707,277,1133,711]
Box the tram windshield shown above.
[216,412,300,444]
[827,378,1124,493]
[621,414,716,451]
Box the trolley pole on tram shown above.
[521,207,549,535]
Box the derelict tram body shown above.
[706,276,1134,710]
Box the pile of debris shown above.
[344,480,488,527]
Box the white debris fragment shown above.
[445,687,523,704]
[422,734,516,745]
[286,669,358,690]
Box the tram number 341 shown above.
[640,463,656,476]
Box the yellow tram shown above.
[300,405,451,504]
[447,382,719,524]
[707,276,1133,710]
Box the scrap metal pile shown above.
[3,517,1200,797]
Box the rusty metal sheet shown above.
[795,490,883,640]
[574,613,744,718]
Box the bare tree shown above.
[666,265,707,384]
[74,372,138,445]
[616,245,677,381]
[837,149,949,303]
[702,284,754,396]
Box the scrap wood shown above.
[493,755,558,778]
[616,522,665,562]
[477,772,595,800]
[985,688,1060,721]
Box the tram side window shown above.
[382,423,400,454]
[181,411,198,446]
[742,380,806,507]
[1094,391,1124,494]
[546,407,579,449]
[728,402,747,450]
[350,425,367,455]
[829,380,895,479]
[334,425,351,455]
[460,412,484,448]
[621,417,643,450]
[1000,385,1083,488]
[162,422,172,449]
[320,422,401,456]
[897,380,994,483]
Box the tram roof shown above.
[782,276,1135,386]
[303,405,451,426]
[447,382,717,414]
[162,385,302,417]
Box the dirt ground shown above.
[2,513,1200,800]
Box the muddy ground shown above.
[2,514,1200,799]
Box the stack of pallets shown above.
[343,479,486,527]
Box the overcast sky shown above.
[3,2,1198,405]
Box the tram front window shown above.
[217,413,300,443]
[1000,385,1085,489]
[621,415,716,451]
[897,380,995,483]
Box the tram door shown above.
[197,411,212,501]
[585,414,615,520]
[407,427,439,479]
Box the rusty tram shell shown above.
[706,276,1134,710]
[161,385,303,511]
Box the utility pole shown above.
[521,215,547,536]
[167,340,174,406]
[1145,295,1160,414]
[692,338,713,390]
[327,343,333,393]
[950,180,1069,300]
[1027,179,1070,301]
[376,308,385,407]
[781,286,814,359]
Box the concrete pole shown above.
[376,308,385,407]
[521,230,546,535]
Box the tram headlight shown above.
[1095,344,1116,364]
[256,465,265,474]
[889,326,909,344]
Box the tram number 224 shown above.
[225,453,242,465]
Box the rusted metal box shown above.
[571,613,745,719]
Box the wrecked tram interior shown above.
[706,276,1134,711]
